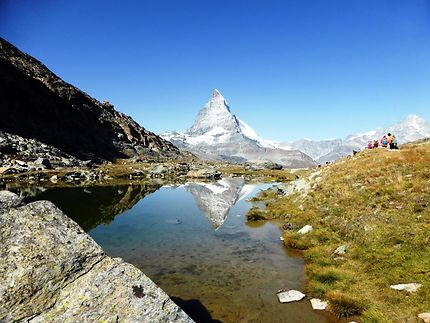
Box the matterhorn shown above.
[162,89,316,168]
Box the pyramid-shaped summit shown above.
[187,89,239,135]
[162,89,317,168]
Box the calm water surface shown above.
[16,178,333,323]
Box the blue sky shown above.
[1,0,430,141]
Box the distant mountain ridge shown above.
[162,90,316,168]
[277,114,430,163]
[163,89,430,165]
[0,37,178,161]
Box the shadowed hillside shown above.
[0,37,178,161]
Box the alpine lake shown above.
[8,177,338,323]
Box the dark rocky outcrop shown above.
[0,37,178,162]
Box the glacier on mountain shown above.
[161,89,316,168]
[280,114,430,163]
[162,89,430,165]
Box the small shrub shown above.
[283,233,310,250]
[308,280,329,298]
[246,207,266,221]
[327,291,368,318]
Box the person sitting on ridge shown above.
[387,133,395,149]
[380,135,388,148]
[367,140,373,149]
[392,135,399,149]
[373,140,379,148]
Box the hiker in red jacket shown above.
[373,140,379,148]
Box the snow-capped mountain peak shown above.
[161,89,317,168]
[186,89,239,136]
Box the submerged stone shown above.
[277,290,305,303]
[310,298,328,310]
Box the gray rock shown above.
[34,157,52,169]
[0,199,192,322]
[390,283,422,293]
[150,165,169,177]
[297,225,313,234]
[244,160,283,171]
[276,290,305,303]
[333,244,348,256]
[310,298,328,310]
[0,191,22,212]
[186,168,222,179]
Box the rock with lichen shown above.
[0,193,192,322]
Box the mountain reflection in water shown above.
[16,178,255,231]
[15,183,161,231]
[11,178,331,323]
[183,177,256,229]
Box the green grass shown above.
[246,140,430,321]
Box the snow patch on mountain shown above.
[161,89,316,168]
[284,114,430,163]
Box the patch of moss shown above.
[246,206,267,221]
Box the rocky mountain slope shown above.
[0,37,178,162]
[162,90,316,168]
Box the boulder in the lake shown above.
[0,194,192,322]
[297,225,313,234]
[310,298,328,310]
[390,283,422,293]
[277,290,305,303]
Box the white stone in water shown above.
[310,298,328,310]
[390,283,422,293]
[279,237,285,241]
[297,225,313,234]
[277,290,305,303]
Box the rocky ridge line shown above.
[0,37,178,162]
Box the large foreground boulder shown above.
[0,195,192,322]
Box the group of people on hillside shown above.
[367,133,398,150]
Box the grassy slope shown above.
[250,140,430,321]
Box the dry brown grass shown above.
[247,141,430,321]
